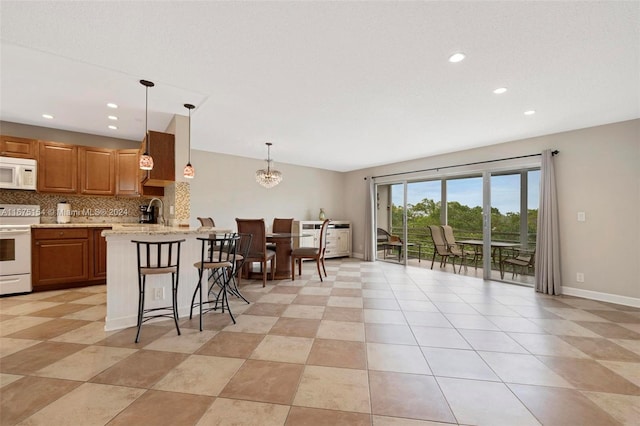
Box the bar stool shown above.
[132,239,185,343]
[190,233,239,331]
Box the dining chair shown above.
[197,217,215,227]
[267,218,293,251]
[441,225,476,269]
[291,219,330,281]
[235,218,276,287]
[427,225,462,273]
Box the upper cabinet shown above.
[140,131,175,187]
[38,141,78,193]
[79,146,116,195]
[115,149,140,196]
[0,135,38,159]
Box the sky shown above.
[392,170,540,214]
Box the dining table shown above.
[266,232,311,280]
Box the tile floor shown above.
[1,258,639,425]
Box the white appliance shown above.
[0,156,37,190]
[0,204,40,295]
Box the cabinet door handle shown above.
[59,232,64,236]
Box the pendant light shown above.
[139,79,155,170]
[183,103,195,179]
[255,142,283,188]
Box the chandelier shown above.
[255,142,283,188]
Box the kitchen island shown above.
[102,225,231,331]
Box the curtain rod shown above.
[365,150,559,180]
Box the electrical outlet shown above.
[576,273,584,283]
[153,288,164,300]
[577,212,586,222]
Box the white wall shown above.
[343,119,640,301]
[189,150,347,231]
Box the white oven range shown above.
[0,204,40,295]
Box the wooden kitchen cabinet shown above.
[79,146,116,195]
[115,149,140,196]
[140,131,175,187]
[37,141,78,193]
[32,227,110,291]
[32,228,89,291]
[0,135,38,159]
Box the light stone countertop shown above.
[102,225,232,236]
[32,223,123,228]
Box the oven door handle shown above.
[0,229,31,236]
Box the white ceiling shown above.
[1,1,638,172]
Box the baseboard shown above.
[562,286,640,308]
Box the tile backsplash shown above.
[0,189,153,224]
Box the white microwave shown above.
[0,156,37,190]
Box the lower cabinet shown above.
[32,227,110,291]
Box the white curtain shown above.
[535,150,562,294]
[364,177,376,261]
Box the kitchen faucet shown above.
[147,198,165,226]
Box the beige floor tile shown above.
[0,337,40,358]
[529,318,601,337]
[507,332,590,358]
[281,304,325,319]
[586,310,640,323]
[0,373,22,388]
[575,321,640,339]
[197,398,290,426]
[0,301,60,316]
[143,328,217,353]
[0,376,81,425]
[222,314,278,334]
[154,354,244,396]
[545,307,613,322]
[269,317,320,338]
[369,371,455,423]
[364,309,407,325]
[422,347,499,381]
[90,349,189,388]
[35,345,136,381]
[403,311,452,328]
[333,281,363,289]
[411,326,471,349]
[220,359,304,405]
[258,293,298,304]
[50,321,113,345]
[367,343,431,374]
[467,303,520,316]
[365,324,417,345]
[479,351,573,387]
[560,336,640,362]
[364,298,402,310]
[40,290,95,303]
[397,300,439,312]
[331,288,363,297]
[70,293,107,305]
[196,331,264,358]
[583,391,640,425]
[244,302,289,317]
[299,286,332,296]
[509,384,621,426]
[292,294,330,306]
[443,313,501,331]
[316,320,365,341]
[323,306,364,322]
[61,304,107,321]
[0,316,52,337]
[7,318,90,340]
[598,360,640,387]
[18,382,145,426]
[610,338,640,357]
[437,377,541,425]
[458,329,528,353]
[373,415,454,425]
[327,296,364,308]
[250,334,314,364]
[486,316,545,333]
[108,389,213,425]
[0,341,86,375]
[293,365,371,413]
[286,406,371,425]
[362,289,395,299]
[307,338,367,369]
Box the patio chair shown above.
[501,250,535,279]
[377,227,401,258]
[427,225,462,273]
[441,225,477,269]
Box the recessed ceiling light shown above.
[524,110,536,115]
[107,103,118,109]
[493,87,507,94]
[108,115,118,121]
[448,53,466,63]
[108,125,118,130]
[42,114,54,119]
